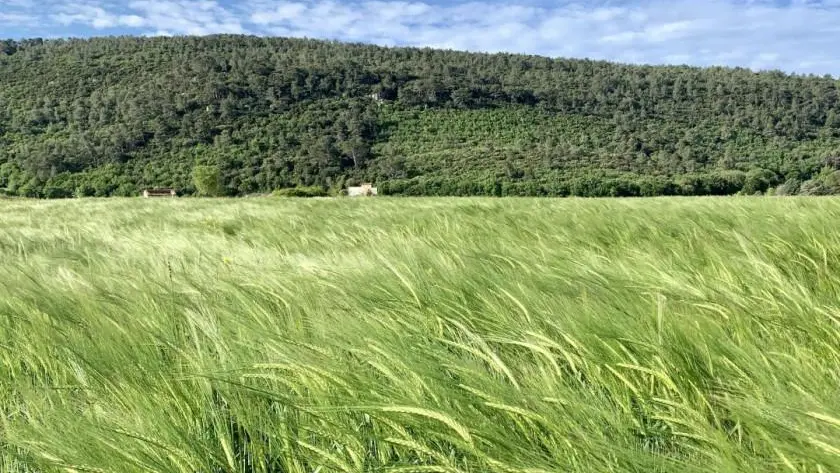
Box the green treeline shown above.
[2,35,840,197]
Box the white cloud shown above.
[645,20,698,41]
[3,0,840,76]
[0,12,37,24]
[600,31,640,44]
[45,0,245,35]
[249,3,306,25]
[119,14,146,27]
[53,6,119,29]
[1,0,36,6]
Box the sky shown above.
[2,0,840,76]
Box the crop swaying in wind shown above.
[1,196,840,472]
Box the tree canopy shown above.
[2,35,840,197]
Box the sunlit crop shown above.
[2,197,839,473]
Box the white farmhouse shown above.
[347,183,377,197]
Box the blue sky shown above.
[2,0,840,75]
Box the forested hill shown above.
[3,35,840,197]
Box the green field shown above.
[2,197,840,473]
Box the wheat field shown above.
[1,197,839,473]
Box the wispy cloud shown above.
[48,0,245,34]
[0,12,36,24]
[2,0,840,76]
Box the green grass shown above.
[2,197,840,473]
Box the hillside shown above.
[2,35,840,197]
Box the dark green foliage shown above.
[742,168,778,195]
[2,35,840,197]
[272,186,328,197]
[773,178,802,195]
[799,167,840,195]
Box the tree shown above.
[338,136,370,168]
[192,165,222,196]
[800,168,840,195]
[799,179,831,196]
[743,168,777,195]
[774,178,801,196]
[3,35,840,197]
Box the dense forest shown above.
[2,35,840,197]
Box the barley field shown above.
[2,197,840,473]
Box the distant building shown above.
[369,91,390,104]
[347,183,377,197]
[142,188,177,198]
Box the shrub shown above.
[774,178,802,196]
[192,165,222,197]
[272,186,328,198]
[743,168,778,195]
[799,179,831,195]
[799,168,840,195]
